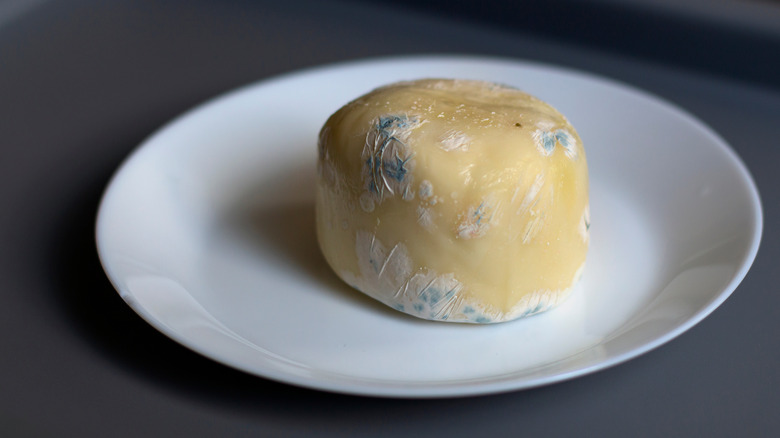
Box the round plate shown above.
[96,55,762,397]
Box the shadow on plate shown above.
[221,160,417,320]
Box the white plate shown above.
[96,56,762,397]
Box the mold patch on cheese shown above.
[456,201,496,239]
[579,204,591,243]
[532,128,577,159]
[361,115,420,206]
[315,78,589,323]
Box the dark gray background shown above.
[1,0,778,436]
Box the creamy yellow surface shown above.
[316,79,589,323]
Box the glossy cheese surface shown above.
[316,79,589,323]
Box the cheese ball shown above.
[315,79,589,323]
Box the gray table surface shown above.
[1,0,778,436]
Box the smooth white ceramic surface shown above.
[96,56,762,397]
